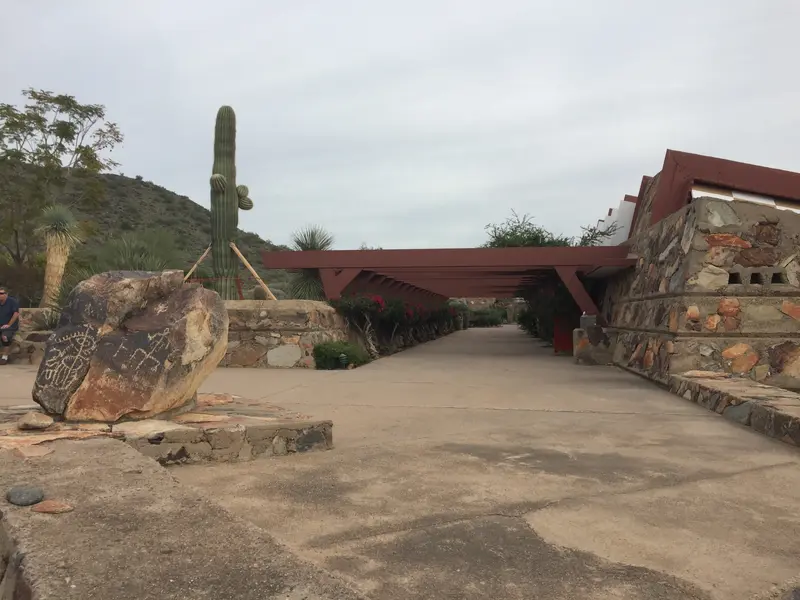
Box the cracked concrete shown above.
[4,326,800,598]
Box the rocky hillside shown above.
[66,173,292,297]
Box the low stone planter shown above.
[222,300,348,368]
[8,330,51,365]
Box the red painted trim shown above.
[262,245,634,270]
[319,268,360,300]
[555,266,603,322]
[650,149,800,226]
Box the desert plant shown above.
[289,225,334,300]
[313,340,370,370]
[468,307,505,327]
[209,105,254,300]
[35,204,84,308]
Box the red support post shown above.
[319,268,361,300]
[555,266,603,324]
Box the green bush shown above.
[313,340,370,370]
[516,307,538,337]
[468,307,505,327]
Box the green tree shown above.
[0,88,123,265]
[288,225,334,300]
[35,204,84,308]
[482,210,619,249]
[482,210,619,344]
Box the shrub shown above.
[313,340,370,370]
[469,307,505,327]
[330,294,461,357]
[516,307,538,337]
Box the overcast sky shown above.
[2,1,799,249]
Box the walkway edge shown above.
[668,371,800,449]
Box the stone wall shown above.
[15,301,347,369]
[605,196,800,389]
[222,300,347,368]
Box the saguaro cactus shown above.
[210,105,254,299]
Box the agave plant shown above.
[36,204,84,309]
[288,225,334,300]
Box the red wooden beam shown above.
[319,268,360,300]
[555,266,601,321]
[263,245,634,271]
[649,149,800,226]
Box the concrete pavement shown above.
[4,326,800,598]
[180,326,800,599]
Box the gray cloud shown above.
[3,0,799,249]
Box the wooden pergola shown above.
[262,245,636,317]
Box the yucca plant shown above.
[288,225,334,300]
[36,204,84,309]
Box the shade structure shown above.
[262,245,636,317]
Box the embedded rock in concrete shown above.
[32,271,228,422]
[717,298,740,317]
[6,485,44,506]
[704,233,751,248]
[704,200,741,228]
[735,247,780,268]
[267,343,302,367]
[687,265,728,291]
[780,301,800,322]
[754,222,780,246]
[31,499,74,514]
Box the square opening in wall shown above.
[750,272,765,285]
[772,271,787,284]
[728,272,742,285]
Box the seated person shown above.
[0,286,20,364]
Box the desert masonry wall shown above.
[604,196,800,390]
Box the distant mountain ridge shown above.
[66,172,292,296]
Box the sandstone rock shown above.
[686,306,701,321]
[197,392,235,407]
[722,343,752,359]
[717,298,740,317]
[731,351,759,374]
[643,350,655,369]
[687,265,729,291]
[769,342,800,376]
[704,234,751,248]
[704,246,734,267]
[781,301,800,322]
[226,342,268,367]
[32,271,228,422]
[754,364,770,381]
[267,344,302,367]
[784,258,800,287]
[734,247,780,268]
[721,343,759,374]
[13,445,54,459]
[17,411,54,431]
[704,201,741,228]
[32,499,74,514]
[753,222,780,246]
[704,315,721,331]
[723,316,740,331]
[668,308,678,332]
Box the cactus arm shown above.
[237,185,253,210]
[210,174,227,192]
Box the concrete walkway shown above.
[180,326,800,600]
[4,327,800,598]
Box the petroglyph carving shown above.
[33,271,228,422]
